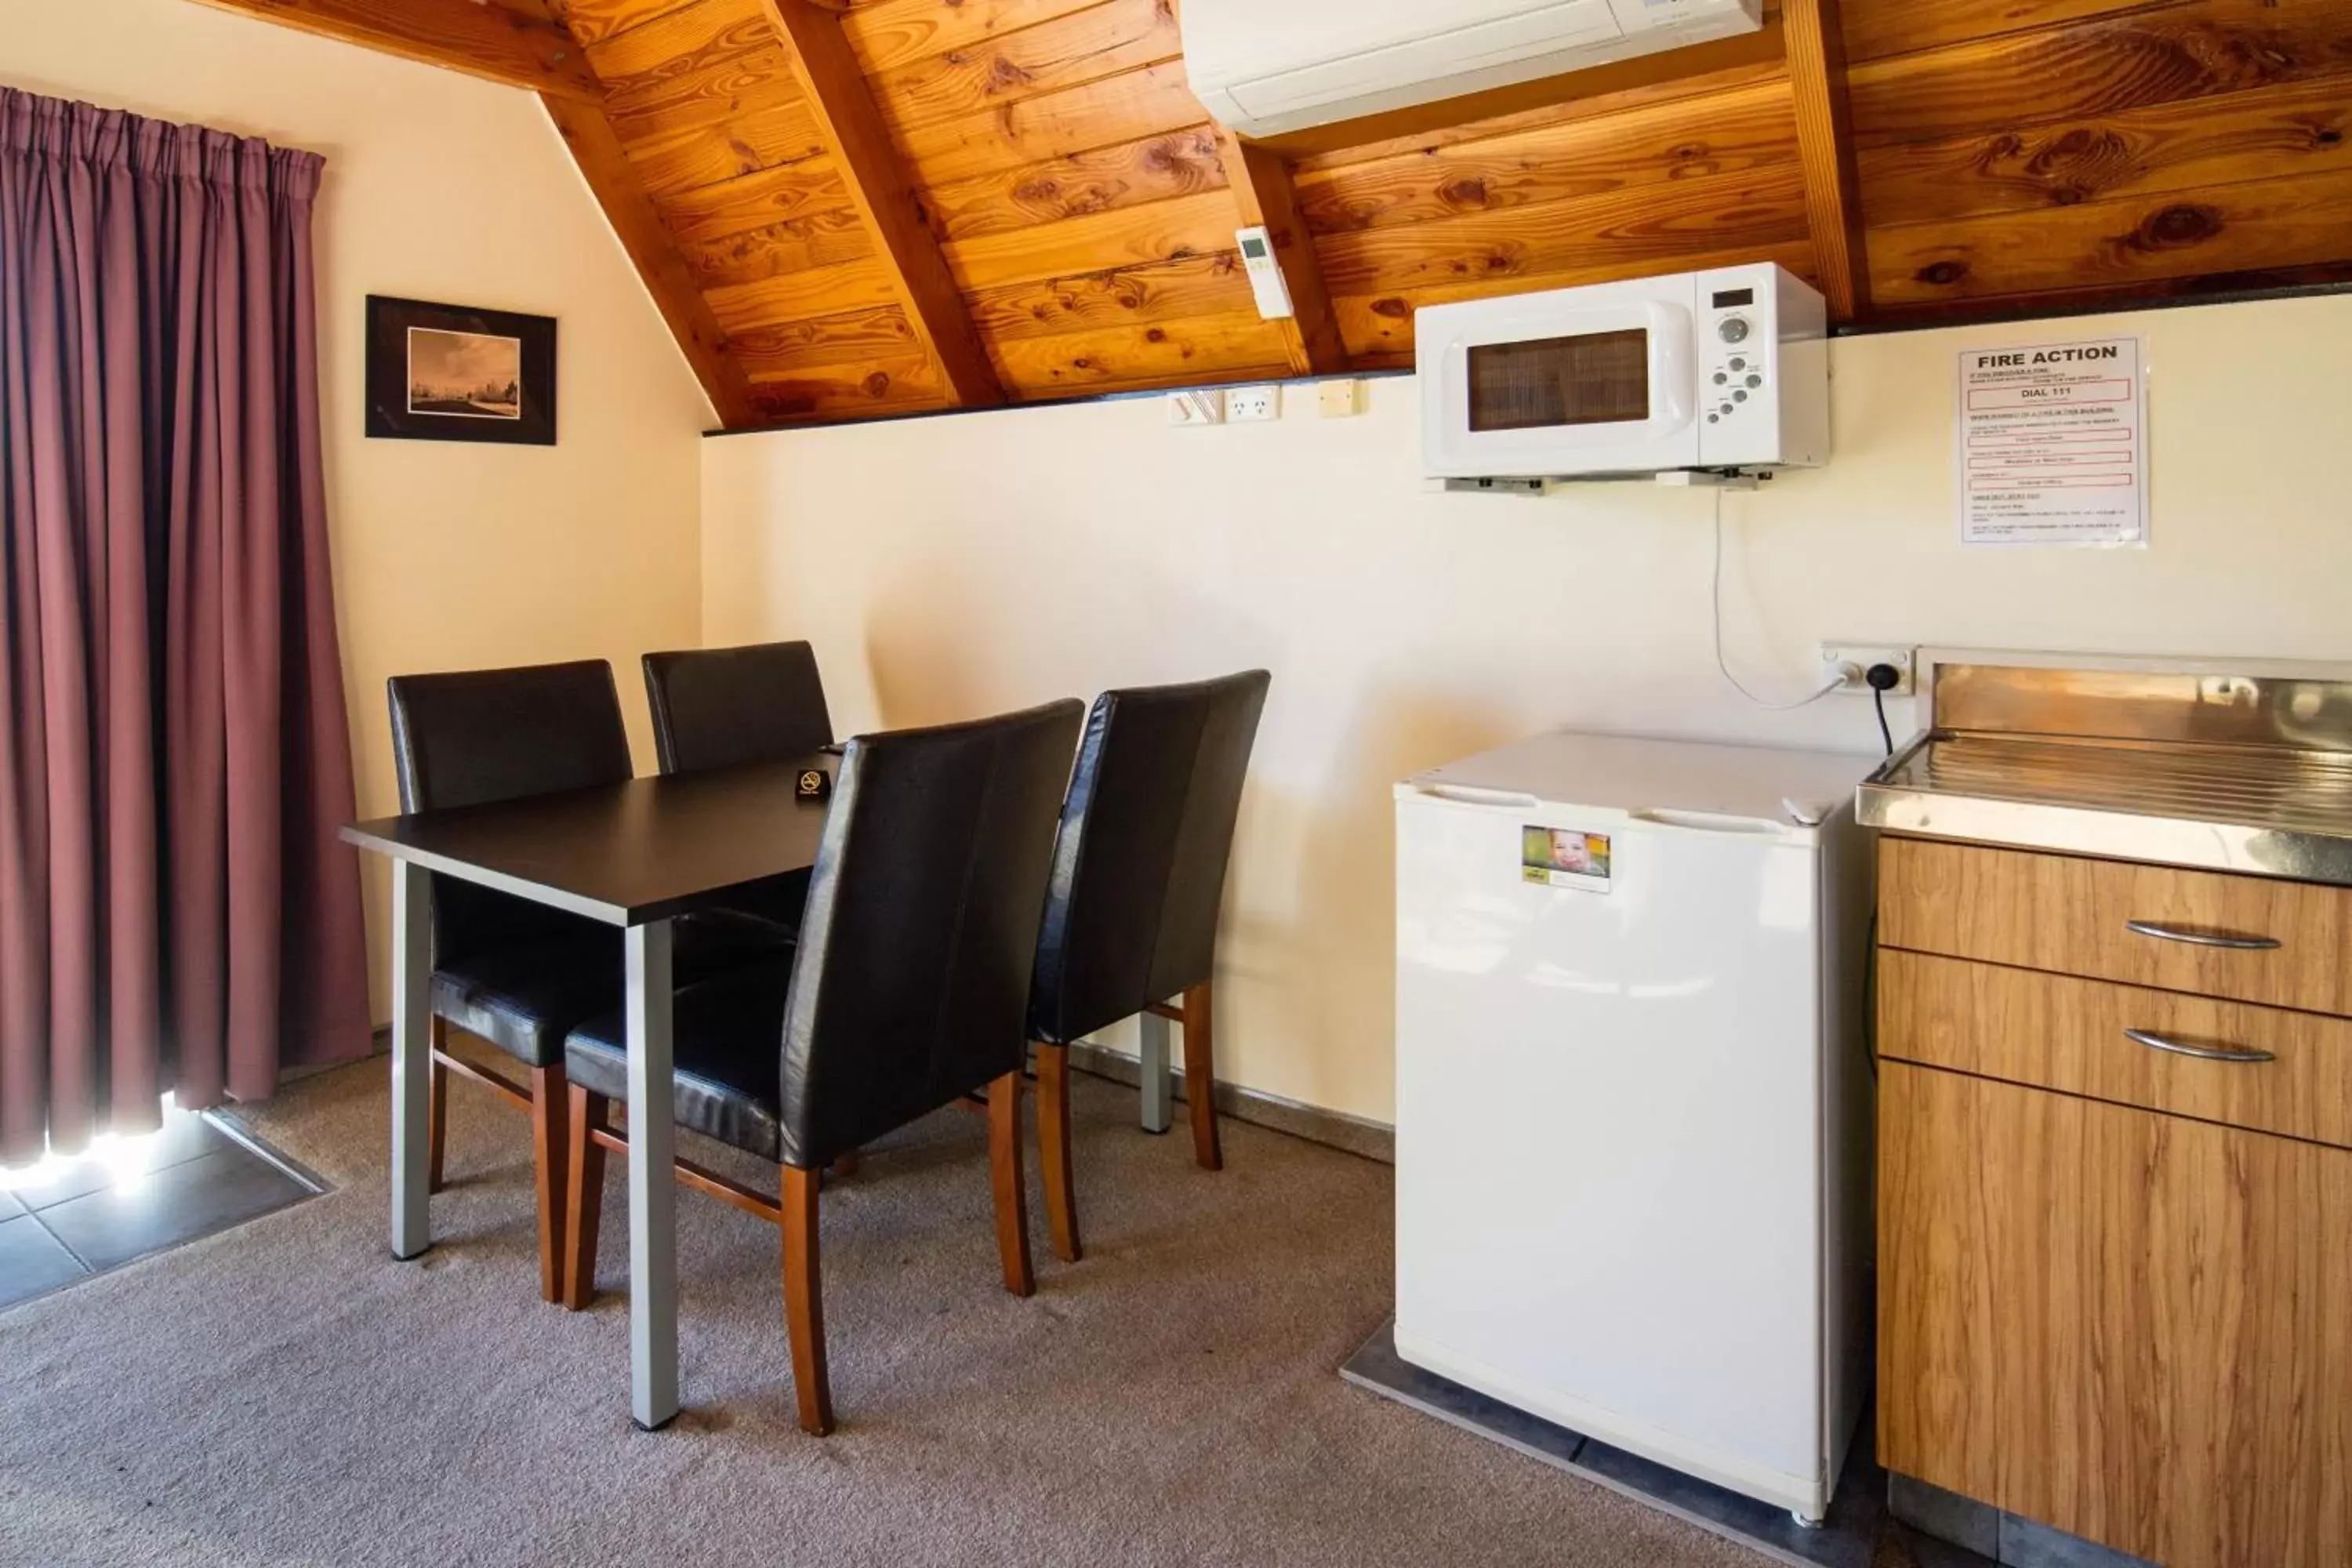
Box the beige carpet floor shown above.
[0,1058,1768,1568]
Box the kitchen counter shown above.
[1856,657,2352,887]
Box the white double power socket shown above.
[1820,644,1916,695]
[1226,384,1281,422]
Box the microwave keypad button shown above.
[1719,318,1752,344]
[1708,413,1720,423]
[1720,402,1735,416]
[1733,390,1749,403]
[1713,372,1729,385]
[1730,357,1747,371]
[1746,374,1763,389]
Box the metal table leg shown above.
[626,918,679,1431]
[1138,1007,1173,1134]
[390,861,433,1261]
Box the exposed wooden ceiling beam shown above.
[1214,130,1348,378]
[539,94,763,429]
[184,0,604,101]
[1782,0,1870,321]
[758,0,1007,409]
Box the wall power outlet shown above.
[1227,384,1281,422]
[1820,644,1916,695]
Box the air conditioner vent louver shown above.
[1184,0,1765,141]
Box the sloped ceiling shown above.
[198,0,2352,428]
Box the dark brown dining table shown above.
[340,754,834,1429]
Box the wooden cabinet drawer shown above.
[1881,836,2352,1017]
[1880,949,2352,1148]
[1879,1063,2352,1568]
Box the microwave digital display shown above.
[1468,330,1650,432]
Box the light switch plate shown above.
[1228,383,1280,422]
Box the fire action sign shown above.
[1955,336,2147,548]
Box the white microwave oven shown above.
[1417,263,1829,481]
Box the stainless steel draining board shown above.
[1857,732,2352,886]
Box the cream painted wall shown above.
[5,0,715,1023]
[702,292,2352,1124]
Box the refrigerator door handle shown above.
[1415,784,1544,809]
[1627,808,1788,836]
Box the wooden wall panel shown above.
[728,305,922,376]
[1848,3,2352,150]
[923,127,1225,241]
[1317,163,1809,297]
[986,310,1292,395]
[891,63,1203,187]
[652,156,851,244]
[1858,77,2352,228]
[679,209,875,288]
[706,257,902,330]
[1294,79,1795,235]
[964,252,1254,339]
[1852,1,2352,318]
[868,0,1180,135]
[840,0,1099,76]
[744,354,949,419]
[941,188,1236,291]
[620,100,827,194]
[1873,163,2352,307]
[1840,0,2159,67]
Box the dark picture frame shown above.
[365,295,557,445]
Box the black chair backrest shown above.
[776,699,1084,1169]
[1029,670,1272,1047]
[643,641,833,775]
[386,659,632,963]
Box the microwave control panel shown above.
[1694,263,1828,469]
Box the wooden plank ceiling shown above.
[202,0,2352,428]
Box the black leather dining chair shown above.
[560,698,1085,1434]
[387,659,789,1305]
[643,640,833,772]
[1027,670,1271,1262]
[641,641,833,935]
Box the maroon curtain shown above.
[0,88,368,1163]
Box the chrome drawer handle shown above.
[2124,920,2281,951]
[2125,1028,2276,1065]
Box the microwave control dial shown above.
[1717,316,1752,344]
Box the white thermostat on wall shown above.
[1236,225,1295,321]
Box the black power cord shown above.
[1866,662,1902,756]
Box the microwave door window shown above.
[1468,330,1650,432]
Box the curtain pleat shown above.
[0,88,368,1163]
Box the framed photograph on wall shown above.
[365,296,557,445]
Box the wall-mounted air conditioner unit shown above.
[1183,0,1765,141]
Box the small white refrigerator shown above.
[1393,731,1875,1523]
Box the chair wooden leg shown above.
[988,1070,1036,1298]
[780,1165,834,1436]
[562,1083,608,1311]
[1036,1042,1081,1263]
[1183,981,1223,1172]
[528,1064,571,1307]
[426,1018,450,1195]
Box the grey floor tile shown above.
[0,1187,24,1221]
[0,1214,91,1308]
[16,1110,230,1212]
[33,1145,309,1272]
